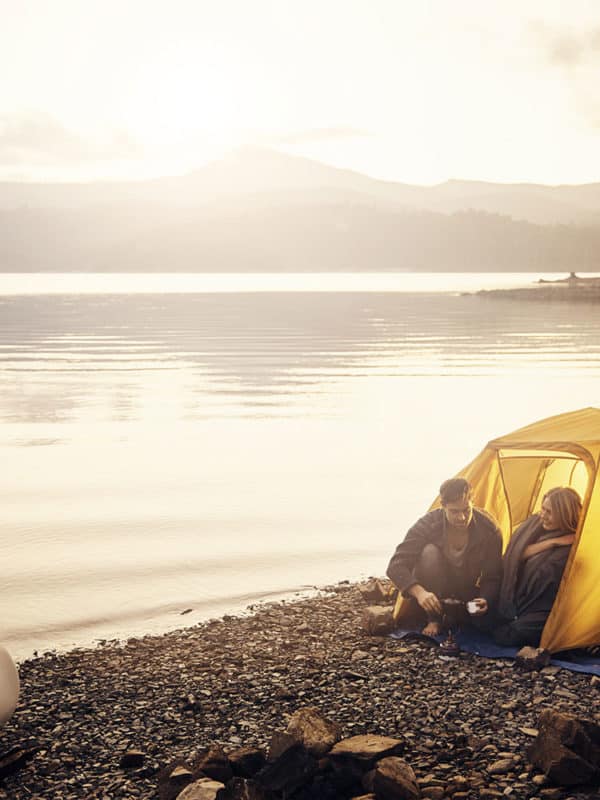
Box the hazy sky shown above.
[2,0,600,184]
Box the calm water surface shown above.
[2,273,600,659]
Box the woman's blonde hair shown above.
[543,486,582,535]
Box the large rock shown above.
[361,606,395,636]
[157,762,195,800]
[515,646,551,671]
[372,757,420,799]
[286,706,342,756]
[228,746,266,778]
[266,731,298,762]
[215,778,266,800]
[329,735,404,765]
[0,746,39,779]
[528,709,600,785]
[177,778,225,800]
[327,757,366,795]
[119,749,146,769]
[259,735,317,794]
[327,734,404,791]
[358,579,396,604]
[292,772,356,800]
[194,747,233,783]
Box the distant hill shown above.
[1,148,599,272]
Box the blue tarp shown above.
[390,628,600,675]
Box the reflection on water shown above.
[1,286,600,658]
[2,292,600,426]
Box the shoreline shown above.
[474,276,600,303]
[5,584,332,666]
[1,581,599,799]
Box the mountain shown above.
[421,179,600,226]
[2,147,600,224]
[1,148,599,272]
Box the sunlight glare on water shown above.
[1,273,599,658]
[0,271,597,295]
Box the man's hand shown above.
[409,584,442,616]
[468,597,488,616]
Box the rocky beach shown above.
[1,582,599,800]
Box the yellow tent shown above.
[436,407,600,652]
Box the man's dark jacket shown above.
[386,508,503,608]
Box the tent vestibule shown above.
[430,407,600,652]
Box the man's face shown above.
[443,495,473,528]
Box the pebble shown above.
[488,758,515,774]
[0,581,598,799]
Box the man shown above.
[386,477,502,635]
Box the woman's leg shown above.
[493,612,547,647]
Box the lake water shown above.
[2,272,600,660]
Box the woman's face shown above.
[540,496,558,530]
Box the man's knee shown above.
[414,543,446,590]
[419,543,445,571]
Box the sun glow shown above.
[119,47,264,171]
[2,3,600,183]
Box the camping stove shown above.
[439,598,465,657]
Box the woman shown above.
[494,486,582,647]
